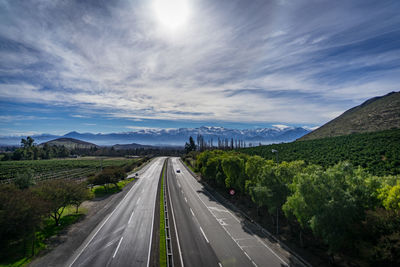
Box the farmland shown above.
[239,128,400,176]
[0,157,139,183]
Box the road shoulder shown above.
[29,179,139,267]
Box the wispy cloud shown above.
[125,126,176,131]
[0,0,399,129]
[71,114,89,118]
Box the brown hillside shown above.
[299,91,400,141]
[40,138,98,149]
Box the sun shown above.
[152,0,190,31]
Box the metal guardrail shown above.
[164,161,174,267]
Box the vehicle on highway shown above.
[176,169,181,173]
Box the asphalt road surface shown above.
[67,157,165,267]
[168,157,289,267]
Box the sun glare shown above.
[152,0,190,31]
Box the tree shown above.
[283,162,371,255]
[0,184,48,256]
[185,136,197,154]
[221,155,247,194]
[33,180,75,226]
[13,169,35,189]
[380,183,400,211]
[245,156,266,193]
[69,182,91,213]
[91,167,127,191]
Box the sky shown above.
[1,0,399,136]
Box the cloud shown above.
[1,0,399,126]
[71,114,89,118]
[272,124,291,130]
[125,126,176,131]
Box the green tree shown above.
[69,182,91,213]
[185,136,197,154]
[283,162,372,255]
[0,184,47,256]
[13,169,35,189]
[380,183,400,211]
[33,180,75,226]
[221,155,247,194]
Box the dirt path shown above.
[29,180,138,267]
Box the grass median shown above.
[159,164,167,267]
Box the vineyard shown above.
[239,128,400,176]
[0,157,138,183]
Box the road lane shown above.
[167,158,220,267]
[169,157,289,267]
[67,157,165,267]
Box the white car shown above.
[176,169,181,173]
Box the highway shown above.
[168,157,289,267]
[67,157,165,267]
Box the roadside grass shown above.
[159,165,167,267]
[91,177,135,198]
[0,206,87,267]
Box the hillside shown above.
[41,138,98,149]
[299,91,400,141]
[239,128,400,176]
[112,143,153,150]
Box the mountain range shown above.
[0,126,310,146]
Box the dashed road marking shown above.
[128,211,135,224]
[199,226,209,243]
[112,237,123,258]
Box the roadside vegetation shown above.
[0,156,147,266]
[239,128,400,176]
[188,149,400,265]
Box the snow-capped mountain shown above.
[0,126,310,146]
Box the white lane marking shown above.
[128,211,135,224]
[142,188,144,193]
[184,197,188,203]
[178,182,181,188]
[112,237,123,258]
[167,161,185,267]
[137,197,141,203]
[208,206,231,213]
[190,208,195,217]
[199,226,209,243]
[68,175,144,267]
[234,237,253,241]
[176,159,288,266]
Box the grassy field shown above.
[0,157,138,182]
